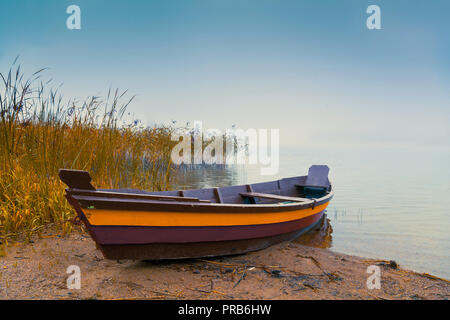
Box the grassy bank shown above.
[0,63,175,241]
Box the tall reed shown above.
[0,62,176,241]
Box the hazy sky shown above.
[1,0,449,150]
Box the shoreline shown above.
[0,229,448,300]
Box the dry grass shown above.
[0,61,176,241]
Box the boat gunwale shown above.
[67,190,334,211]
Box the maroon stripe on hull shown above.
[99,216,325,260]
[90,210,325,245]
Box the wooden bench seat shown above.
[295,184,328,189]
[240,192,311,203]
[69,189,211,203]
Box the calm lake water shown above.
[175,147,450,279]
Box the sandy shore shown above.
[0,228,448,300]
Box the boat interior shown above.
[60,165,331,205]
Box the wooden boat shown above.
[59,165,333,260]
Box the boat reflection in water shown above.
[293,214,333,249]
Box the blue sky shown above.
[1,0,449,150]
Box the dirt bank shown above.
[0,228,448,300]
